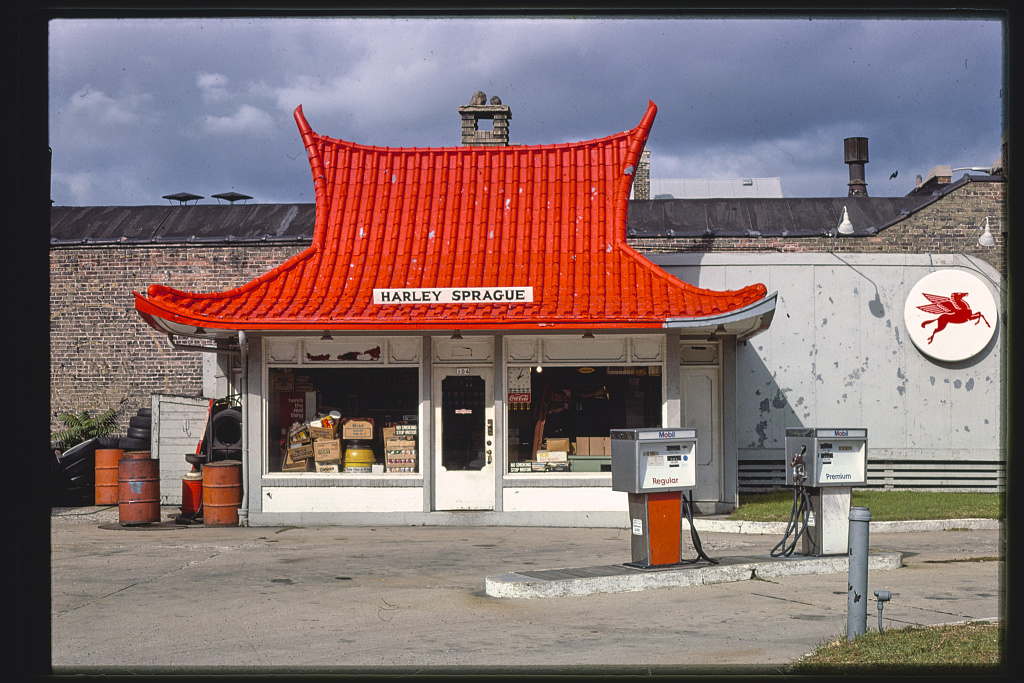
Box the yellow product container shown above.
[343,441,375,472]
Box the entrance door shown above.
[433,368,495,510]
[680,366,721,503]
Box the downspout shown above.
[237,330,249,526]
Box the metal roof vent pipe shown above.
[844,137,869,197]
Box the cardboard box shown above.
[313,439,342,464]
[545,438,571,453]
[288,443,315,461]
[308,424,337,440]
[282,448,312,472]
[536,450,568,462]
[574,437,591,456]
[315,462,339,473]
[342,418,374,440]
[593,437,611,456]
[288,424,311,444]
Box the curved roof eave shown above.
[664,291,777,341]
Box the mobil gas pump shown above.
[611,428,716,568]
[773,428,868,557]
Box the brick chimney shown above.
[633,150,651,199]
[459,91,511,146]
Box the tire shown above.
[129,415,152,429]
[97,435,122,448]
[211,409,243,449]
[61,454,95,479]
[65,470,96,487]
[57,439,99,475]
[136,407,152,417]
[119,436,150,450]
[127,426,151,440]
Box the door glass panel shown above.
[441,375,486,471]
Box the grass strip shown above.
[789,621,1001,673]
[729,490,1001,522]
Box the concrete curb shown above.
[691,518,1001,535]
[485,550,903,599]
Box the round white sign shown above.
[903,269,998,362]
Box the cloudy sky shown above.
[47,12,1005,206]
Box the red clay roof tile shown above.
[135,101,767,333]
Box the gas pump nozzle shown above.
[790,445,807,484]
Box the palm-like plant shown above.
[51,408,120,450]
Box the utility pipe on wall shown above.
[237,330,249,526]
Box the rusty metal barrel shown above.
[121,450,152,460]
[118,457,160,525]
[94,448,124,505]
[202,460,243,526]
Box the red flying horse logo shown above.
[917,291,990,344]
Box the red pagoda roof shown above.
[135,101,769,336]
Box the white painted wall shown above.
[651,253,1004,472]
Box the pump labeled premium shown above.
[779,428,868,556]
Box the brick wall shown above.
[628,180,1006,279]
[50,179,1003,435]
[49,244,306,434]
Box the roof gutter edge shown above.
[664,291,777,341]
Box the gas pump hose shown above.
[770,484,817,557]
[681,491,719,565]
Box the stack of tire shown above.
[49,406,153,507]
[121,407,152,452]
[50,439,104,506]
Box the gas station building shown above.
[51,95,1006,526]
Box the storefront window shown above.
[269,367,419,474]
[506,365,662,473]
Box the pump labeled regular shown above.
[610,428,697,493]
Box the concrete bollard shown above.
[847,506,871,640]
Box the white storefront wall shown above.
[242,333,730,526]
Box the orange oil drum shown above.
[202,460,243,526]
[94,448,124,505]
[118,457,160,525]
[121,450,151,459]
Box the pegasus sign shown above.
[904,270,998,362]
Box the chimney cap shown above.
[844,137,869,164]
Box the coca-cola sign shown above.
[903,269,997,362]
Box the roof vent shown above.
[844,137,869,197]
[458,91,511,147]
[163,192,203,205]
[212,192,253,204]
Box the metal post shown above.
[847,506,871,640]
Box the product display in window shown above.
[506,366,661,473]
[269,368,418,473]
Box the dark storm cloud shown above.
[48,15,1004,206]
